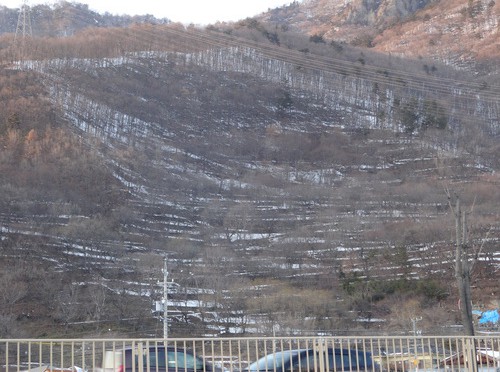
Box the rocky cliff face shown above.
[260,0,499,74]
[261,0,437,41]
[372,0,499,73]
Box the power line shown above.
[12,11,499,126]
[15,6,498,105]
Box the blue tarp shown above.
[478,310,500,324]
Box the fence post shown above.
[316,339,326,372]
[464,337,478,372]
[138,342,144,372]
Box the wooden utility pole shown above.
[447,192,478,372]
[452,197,475,336]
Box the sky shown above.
[0,0,299,25]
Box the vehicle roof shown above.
[264,348,371,355]
[246,347,373,371]
[118,345,188,351]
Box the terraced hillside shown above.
[0,25,499,337]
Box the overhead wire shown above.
[24,6,500,102]
[11,4,500,126]
[70,25,500,124]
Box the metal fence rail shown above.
[1,336,499,372]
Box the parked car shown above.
[96,345,224,372]
[245,348,377,372]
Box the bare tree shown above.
[56,284,81,330]
[88,282,107,324]
[0,270,28,315]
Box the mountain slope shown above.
[0,21,499,337]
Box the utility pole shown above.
[446,191,478,372]
[152,257,170,338]
[451,197,475,336]
[15,0,33,43]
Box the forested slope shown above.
[0,21,498,338]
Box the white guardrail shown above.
[0,337,499,372]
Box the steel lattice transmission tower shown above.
[15,0,33,43]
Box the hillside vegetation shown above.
[0,5,498,338]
